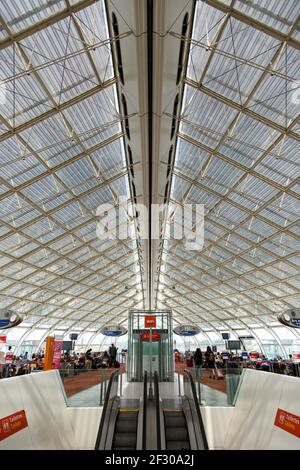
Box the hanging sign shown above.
[173,325,200,336]
[278,309,300,328]
[0,310,23,329]
[100,325,127,337]
[144,316,156,328]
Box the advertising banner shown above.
[5,352,14,363]
[292,353,300,363]
[274,408,300,438]
[140,332,160,342]
[0,410,28,441]
[0,336,6,344]
[53,340,63,369]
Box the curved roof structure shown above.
[0,0,300,354]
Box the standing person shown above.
[193,348,203,378]
[205,346,216,379]
[85,348,93,369]
[109,343,117,367]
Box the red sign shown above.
[292,353,300,363]
[0,410,28,441]
[5,353,14,363]
[141,332,160,342]
[53,340,63,369]
[0,336,6,344]
[274,408,300,438]
[145,316,156,328]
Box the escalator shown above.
[95,370,147,450]
[163,408,190,450]
[154,370,209,450]
[112,403,139,450]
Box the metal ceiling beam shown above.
[0,78,117,143]
[184,79,300,143]
[0,0,100,50]
[200,0,300,50]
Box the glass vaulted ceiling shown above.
[0,0,300,352]
[156,0,300,344]
[0,0,145,340]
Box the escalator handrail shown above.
[142,370,147,449]
[94,369,119,450]
[154,371,161,450]
[183,368,209,450]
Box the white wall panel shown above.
[225,369,300,450]
[67,408,102,450]
[201,407,234,449]
[0,371,76,450]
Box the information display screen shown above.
[227,340,241,350]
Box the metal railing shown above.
[94,369,119,450]
[183,369,209,450]
[154,371,161,450]
[142,370,148,450]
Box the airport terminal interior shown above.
[0,0,300,452]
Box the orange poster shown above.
[44,336,55,371]
[0,410,28,441]
[145,315,156,328]
[274,408,300,438]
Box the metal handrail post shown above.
[100,378,103,405]
[178,371,181,396]
[120,371,123,396]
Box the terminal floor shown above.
[175,363,227,394]
[63,364,126,398]
[66,373,228,407]
[63,365,226,399]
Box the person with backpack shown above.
[205,346,216,379]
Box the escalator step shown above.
[117,412,138,421]
[166,440,190,450]
[115,419,137,433]
[163,410,184,417]
[113,447,136,450]
[165,426,189,442]
[113,433,137,448]
[164,416,186,428]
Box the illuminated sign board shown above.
[0,310,23,329]
[100,325,127,337]
[173,325,200,336]
[278,309,300,329]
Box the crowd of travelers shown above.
[0,344,127,379]
[176,347,300,378]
